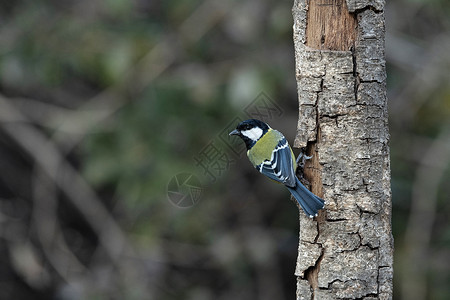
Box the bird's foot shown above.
[296,148,312,172]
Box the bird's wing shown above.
[257,137,296,187]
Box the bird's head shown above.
[229,119,270,150]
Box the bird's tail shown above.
[287,177,325,218]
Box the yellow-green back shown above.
[247,129,297,168]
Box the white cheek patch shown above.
[241,127,263,141]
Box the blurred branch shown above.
[0,95,135,264]
[0,2,236,297]
[31,167,89,281]
[239,226,286,300]
[402,125,450,300]
[47,0,232,150]
[386,31,425,70]
[388,33,450,125]
[9,97,78,130]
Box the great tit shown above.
[229,119,325,218]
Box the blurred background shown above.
[0,0,449,299]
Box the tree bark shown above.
[292,0,393,299]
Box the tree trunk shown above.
[292,0,393,299]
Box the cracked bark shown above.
[292,0,393,299]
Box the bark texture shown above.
[292,0,393,299]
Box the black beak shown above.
[229,129,239,136]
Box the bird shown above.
[229,119,325,218]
